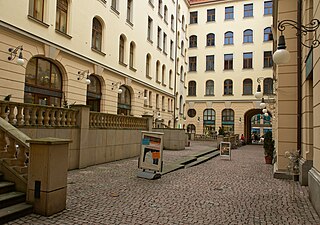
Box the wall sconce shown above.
[197,116,200,123]
[8,45,24,65]
[138,91,148,100]
[260,98,266,108]
[175,116,179,121]
[111,82,122,94]
[77,70,91,85]
[273,19,320,64]
[254,77,264,99]
[239,117,242,124]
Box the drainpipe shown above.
[173,0,179,128]
[297,0,302,153]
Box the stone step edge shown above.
[0,203,33,224]
[185,152,220,168]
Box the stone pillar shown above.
[142,114,154,131]
[26,137,71,216]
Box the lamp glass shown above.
[264,112,269,117]
[85,78,91,85]
[273,49,290,64]
[260,102,266,108]
[118,89,123,94]
[16,58,25,66]
[254,91,263,99]
[262,108,268,114]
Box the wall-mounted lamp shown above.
[111,82,122,94]
[260,98,266,108]
[175,116,179,121]
[262,108,268,114]
[77,70,91,85]
[239,117,242,124]
[273,19,320,64]
[254,77,264,99]
[197,116,200,123]
[138,91,148,100]
[8,45,24,65]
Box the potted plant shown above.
[263,131,274,164]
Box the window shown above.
[224,54,233,70]
[157,27,162,49]
[92,18,102,51]
[162,65,166,84]
[244,4,253,17]
[158,0,163,16]
[127,0,133,24]
[225,6,234,20]
[181,41,184,55]
[29,0,44,21]
[164,5,168,22]
[163,33,167,53]
[188,81,196,96]
[156,94,159,109]
[264,27,273,41]
[190,11,198,24]
[87,75,101,112]
[243,52,253,69]
[24,57,62,107]
[207,33,215,46]
[119,35,125,64]
[169,70,173,88]
[189,35,197,48]
[156,61,160,82]
[162,96,165,111]
[147,17,153,41]
[129,42,135,69]
[205,80,214,96]
[222,109,234,134]
[207,9,215,22]
[117,86,131,115]
[179,96,183,115]
[187,109,196,118]
[206,55,214,71]
[264,1,272,15]
[149,91,152,106]
[171,15,175,30]
[180,66,184,81]
[224,32,233,45]
[189,57,197,71]
[170,40,174,59]
[111,0,118,11]
[264,51,273,68]
[146,54,151,78]
[263,78,274,95]
[56,0,68,33]
[243,79,253,95]
[243,29,253,43]
[182,15,185,29]
[203,109,216,134]
[224,79,233,95]
[187,124,196,133]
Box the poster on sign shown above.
[220,142,231,160]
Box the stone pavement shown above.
[7,142,320,225]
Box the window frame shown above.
[225,6,234,20]
[244,3,253,18]
[243,52,253,69]
[224,54,233,70]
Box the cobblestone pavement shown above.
[7,142,320,225]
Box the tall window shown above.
[243,79,253,95]
[129,42,135,69]
[117,86,131,115]
[146,54,151,78]
[207,9,215,22]
[264,1,272,15]
[24,57,62,107]
[181,15,185,29]
[147,17,153,41]
[188,81,196,96]
[206,55,214,71]
[163,33,167,53]
[156,61,160,82]
[29,0,44,21]
[222,109,234,134]
[264,51,273,68]
[164,5,168,22]
[92,18,102,51]
[127,0,133,23]
[189,56,197,71]
[169,70,173,88]
[181,41,184,55]
[119,35,125,63]
[190,11,198,24]
[207,33,215,46]
[264,27,273,41]
[189,35,197,48]
[243,52,253,69]
[205,80,214,96]
[203,109,216,135]
[243,29,253,43]
[111,0,118,11]
[56,0,68,33]
[87,75,101,112]
[263,78,274,94]
[170,40,174,59]
[224,54,233,70]
[225,6,234,20]
[244,3,253,17]
[162,65,166,84]
[224,79,233,95]
[158,0,163,15]
[157,27,162,49]
[171,15,175,30]
[224,32,233,45]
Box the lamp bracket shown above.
[77,70,90,80]
[8,45,23,61]
[278,19,320,49]
[111,81,121,90]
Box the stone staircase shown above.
[0,173,32,224]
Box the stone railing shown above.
[0,100,78,127]
[89,112,148,129]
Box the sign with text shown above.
[220,142,231,160]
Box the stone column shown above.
[26,137,71,216]
[142,114,154,131]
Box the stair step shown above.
[161,164,184,175]
[0,192,26,209]
[185,151,220,168]
[0,203,33,224]
[0,182,15,194]
[191,149,219,158]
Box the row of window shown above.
[187,78,274,96]
[189,51,273,72]
[143,89,175,113]
[189,28,272,48]
[190,1,272,24]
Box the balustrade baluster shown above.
[6,136,17,158]
[61,110,66,126]
[31,107,37,125]
[24,107,30,126]
[37,108,44,126]
[50,109,56,126]
[44,108,50,126]
[16,105,23,126]
[56,109,62,126]
[71,111,76,126]
[16,145,27,167]
[0,104,6,119]
[8,105,15,124]
[67,111,72,126]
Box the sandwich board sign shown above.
[220,142,231,160]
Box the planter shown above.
[265,156,272,164]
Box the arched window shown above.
[203,109,215,136]
[87,75,101,112]
[117,86,131,115]
[243,29,253,43]
[129,41,135,68]
[24,57,63,106]
[264,27,273,41]
[92,17,102,51]
[207,33,215,46]
[181,41,184,55]
[171,15,175,30]
[243,79,253,95]
[224,31,233,45]
[188,81,196,96]
[182,15,185,29]
[180,66,184,81]
[222,109,234,134]
[189,35,197,48]
[169,70,173,88]
[119,35,126,63]
[162,64,166,84]
[187,124,196,133]
[156,60,160,82]
[179,95,183,114]
[263,78,273,95]
[206,80,214,96]
[158,0,162,15]
[146,54,151,78]
[164,5,168,22]
[224,79,233,95]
